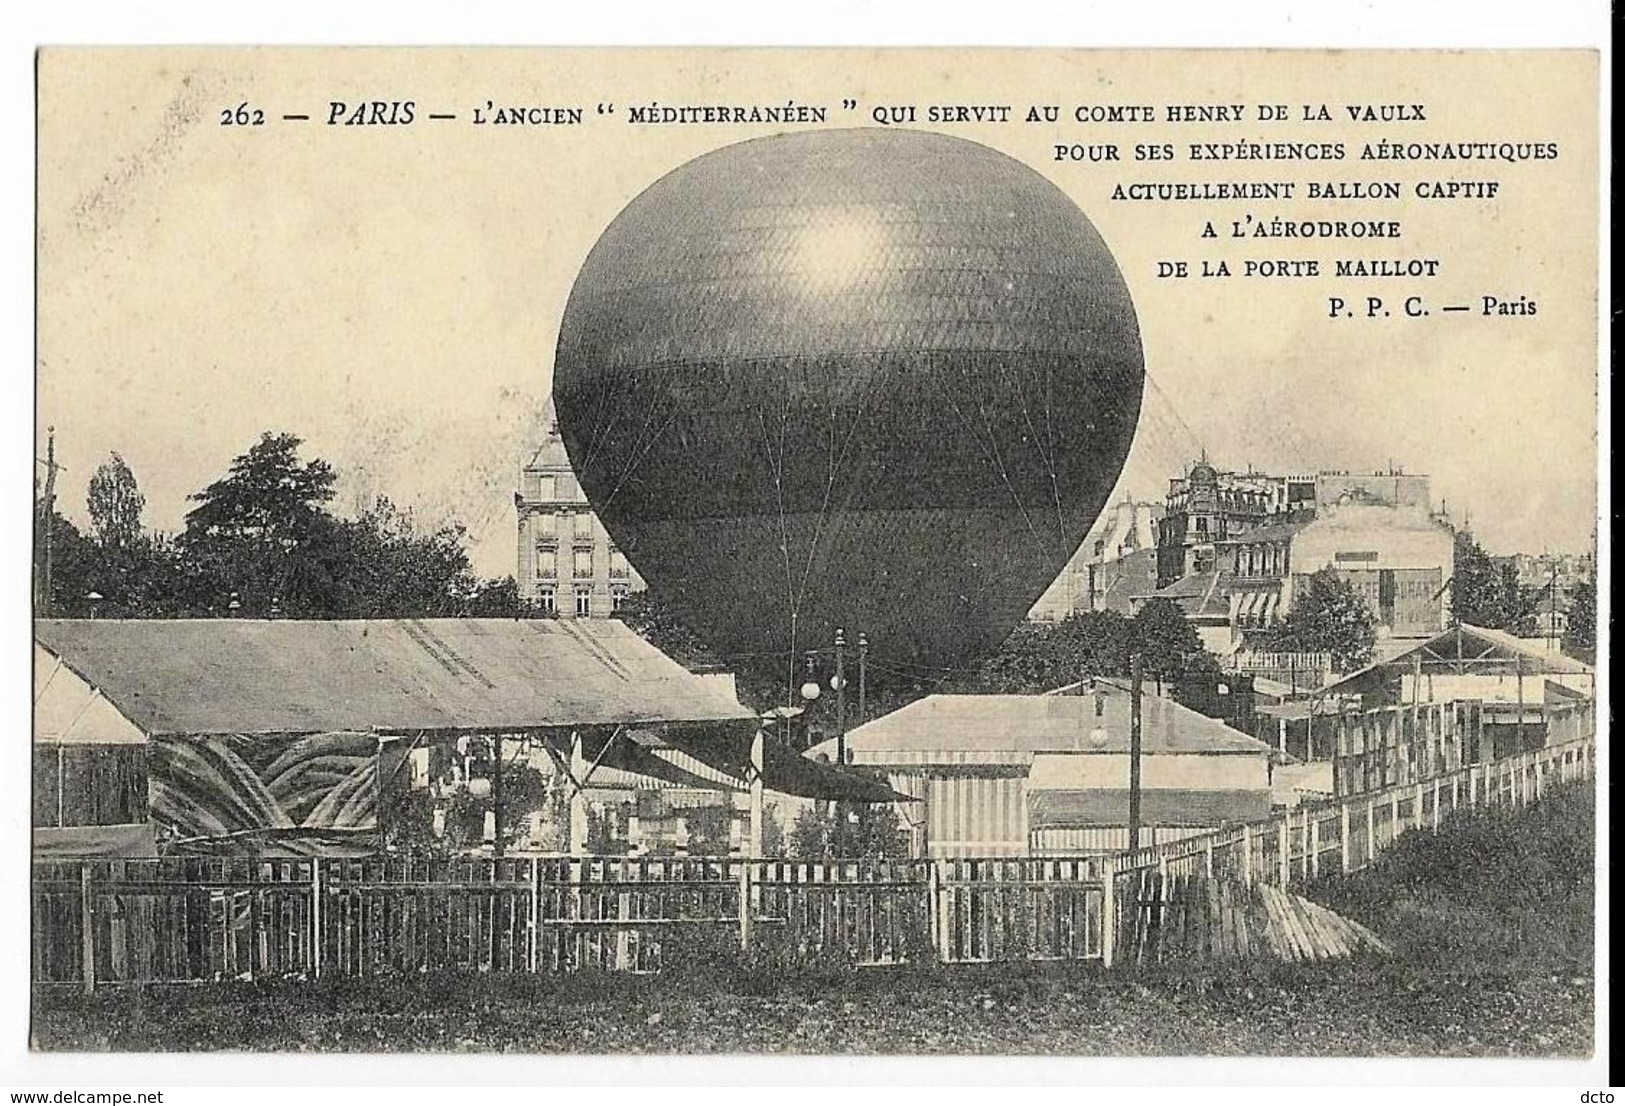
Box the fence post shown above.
[1278,817,1290,888]
[1365,798,1375,868]
[1203,839,1214,879]
[1309,815,1320,879]
[1240,824,1253,885]
[1340,803,1351,873]
[737,859,753,952]
[1391,790,1401,837]
[529,857,540,974]
[310,859,322,980]
[1432,777,1442,830]
[927,858,942,962]
[1100,858,1115,969]
[79,863,95,997]
[1468,764,1478,807]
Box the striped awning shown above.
[1232,588,1282,626]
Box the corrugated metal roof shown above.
[34,618,756,738]
[809,687,1271,768]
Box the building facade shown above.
[1028,499,1162,621]
[1140,461,1455,654]
[1155,461,1317,588]
[514,412,644,618]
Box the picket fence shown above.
[33,734,1593,989]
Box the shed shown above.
[1318,623,1593,707]
[34,618,764,857]
[809,684,1274,858]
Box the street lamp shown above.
[85,591,103,619]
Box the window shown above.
[574,511,594,539]
[609,549,630,579]
[537,512,556,538]
[1194,516,1209,535]
[573,549,594,579]
[611,585,629,611]
[575,590,592,618]
[535,587,556,615]
[529,474,555,501]
[535,549,557,579]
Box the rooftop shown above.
[808,685,1271,769]
[34,618,756,739]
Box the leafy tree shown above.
[788,780,911,859]
[1450,531,1538,634]
[958,610,1135,694]
[682,804,734,855]
[760,802,787,858]
[466,575,553,618]
[1563,577,1596,662]
[1265,569,1378,672]
[33,507,98,617]
[611,586,724,670]
[179,432,340,616]
[86,452,145,550]
[1131,598,1213,681]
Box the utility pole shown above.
[1548,562,1559,652]
[37,427,60,617]
[857,632,868,723]
[834,627,847,766]
[1128,652,1144,853]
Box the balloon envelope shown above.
[554,129,1144,678]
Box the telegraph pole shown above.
[1548,563,1559,651]
[1128,652,1144,854]
[37,427,60,617]
[834,627,847,765]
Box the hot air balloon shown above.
[553,128,1143,683]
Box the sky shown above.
[35,48,1601,579]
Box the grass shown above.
[32,783,1594,1055]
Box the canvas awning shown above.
[1231,588,1282,626]
[33,646,146,746]
[34,618,757,738]
[655,728,916,804]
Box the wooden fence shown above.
[1100,733,1595,966]
[33,852,1106,987]
[34,733,1593,988]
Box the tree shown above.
[1450,531,1537,634]
[682,804,734,855]
[957,610,1135,694]
[788,796,910,859]
[179,432,340,616]
[1563,577,1596,662]
[86,453,145,550]
[33,507,98,617]
[1265,569,1378,672]
[611,586,724,670]
[1131,598,1214,681]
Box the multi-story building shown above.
[1140,460,1456,654]
[1154,460,1317,588]
[514,411,644,618]
[1028,499,1162,621]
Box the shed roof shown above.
[808,685,1270,769]
[1318,622,1593,697]
[34,618,757,739]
